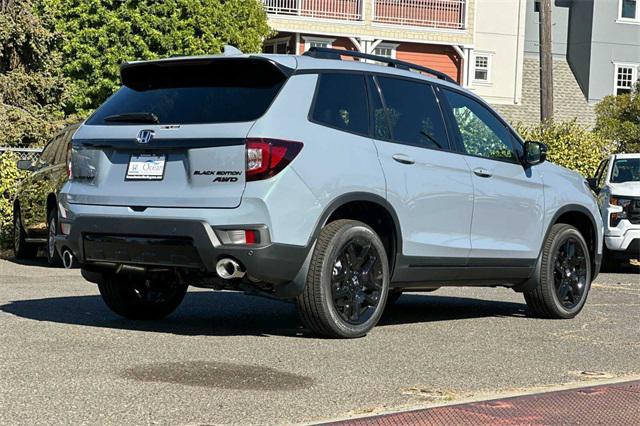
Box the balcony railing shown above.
[262,0,363,21]
[262,0,466,29]
[373,0,465,29]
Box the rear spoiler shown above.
[120,56,294,91]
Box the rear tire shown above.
[296,220,390,338]
[98,274,188,320]
[13,206,37,259]
[524,224,591,319]
[46,210,62,267]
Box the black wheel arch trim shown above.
[305,192,403,268]
[514,204,601,293]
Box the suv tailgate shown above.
[68,56,292,209]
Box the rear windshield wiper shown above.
[104,112,159,124]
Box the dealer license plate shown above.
[126,154,166,180]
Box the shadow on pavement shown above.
[1,256,51,268]
[600,260,640,274]
[0,291,527,338]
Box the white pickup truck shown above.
[589,153,640,268]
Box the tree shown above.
[595,82,640,153]
[0,0,68,147]
[44,0,272,115]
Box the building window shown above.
[302,36,335,52]
[263,38,290,54]
[373,43,398,59]
[614,64,638,95]
[619,0,639,20]
[473,53,491,83]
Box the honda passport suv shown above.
[56,47,603,338]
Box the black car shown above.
[13,123,80,266]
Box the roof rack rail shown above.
[303,47,459,85]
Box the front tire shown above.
[46,210,62,267]
[98,274,188,320]
[525,224,591,319]
[296,220,390,338]
[13,206,37,259]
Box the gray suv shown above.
[56,47,603,338]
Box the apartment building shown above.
[498,0,640,127]
[261,0,476,85]
[469,0,527,106]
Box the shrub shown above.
[0,152,26,248]
[595,82,640,153]
[0,0,69,148]
[44,0,273,115]
[515,120,616,178]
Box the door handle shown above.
[392,154,415,165]
[473,167,492,178]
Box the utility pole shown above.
[539,0,554,123]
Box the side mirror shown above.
[523,141,547,166]
[16,160,33,171]
[586,178,599,193]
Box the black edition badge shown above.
[194,170,242,182]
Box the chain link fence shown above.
[0,146,42,162]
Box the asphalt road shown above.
[1,258,639,425]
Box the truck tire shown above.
[98,274,188,320]
[524,224,591,319]
[13,206,37,259]
[296,220,390,338]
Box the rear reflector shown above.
[245,230,257,244]
[223,229,260,245]
[246,138,303,181]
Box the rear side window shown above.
[310,73,369,136]
[38,134,63,166]
[86,59,287,125]
[375,76,449,150]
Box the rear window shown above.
[86,58,288,125]
[310,73,369,136]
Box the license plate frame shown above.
[126,154,166,181]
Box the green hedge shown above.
[0,153,26,248]
[515,120,616,178]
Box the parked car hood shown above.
[608,181,640,198]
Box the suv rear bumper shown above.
[55,216,311,285]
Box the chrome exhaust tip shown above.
[216,258,246,280]
[62,249,74,269]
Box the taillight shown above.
[67,144,73,179]
[246,138,303,181]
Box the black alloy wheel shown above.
[552,237,588,310]
[296,219,390,338]
[524,223,591,319]
[330,237,384,325]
